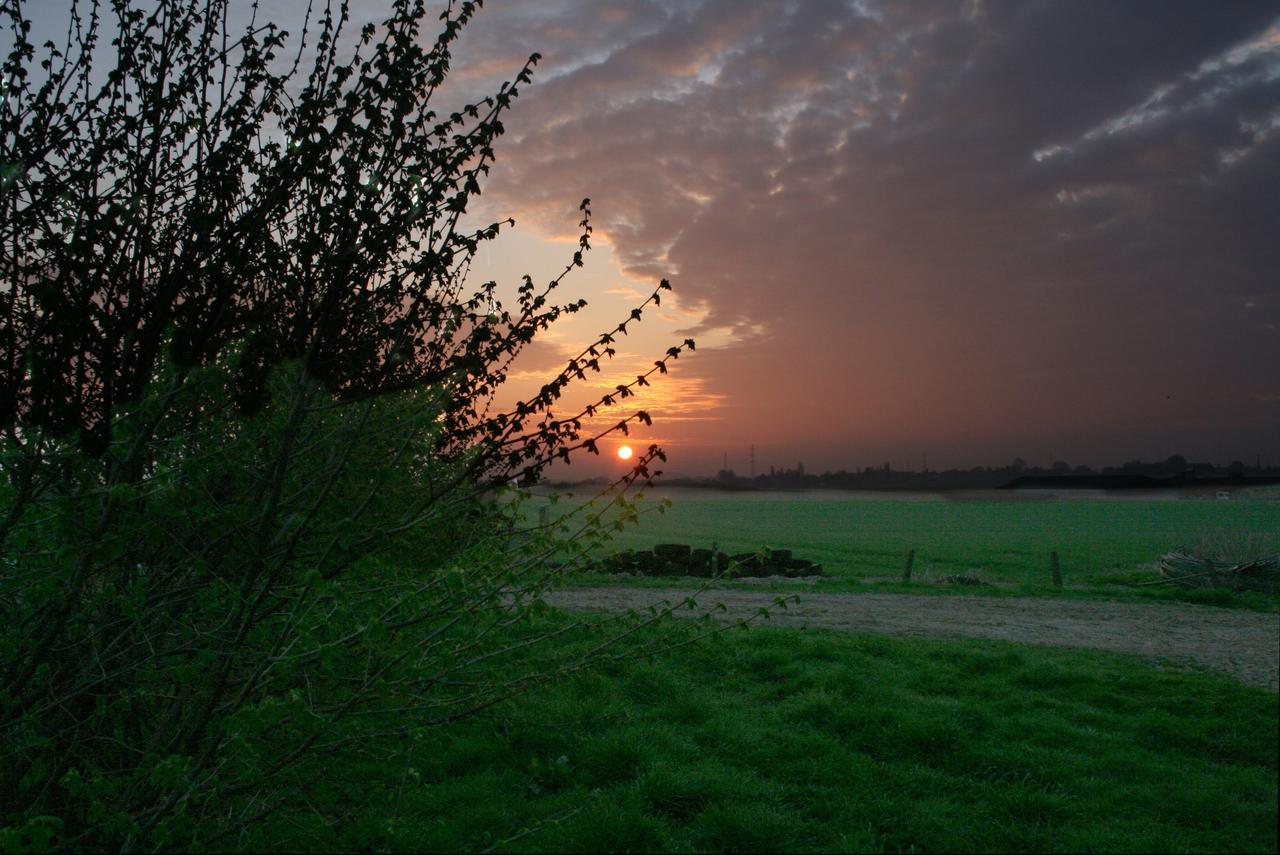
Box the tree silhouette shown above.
[0,0,687,485]
[0,1,700,846]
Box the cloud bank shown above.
[444,1,1280,469]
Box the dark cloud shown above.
[453,0,1280,468]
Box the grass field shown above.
[235,493,1276,852]
[247,618,1279,853]
[558,489,1279,603]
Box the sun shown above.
[617,445,634,460]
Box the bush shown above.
[0,0,699,847]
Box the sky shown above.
[19,1,1280,476]
[437,0,1280,476]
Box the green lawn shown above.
[228,494,1278,851]
[245,618,1279,853]
[559,490,1279,603]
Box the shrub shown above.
[0,1,701,847]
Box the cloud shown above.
[450,1,1280,467]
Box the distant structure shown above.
[571,451,1280,494]
[546,454,1280,492]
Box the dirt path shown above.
[546,587,1280,690]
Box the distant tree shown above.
[0,0,701,847]
[1010,457,1027,472]
[1051,460,1071,473]
[1166,454,1188,470]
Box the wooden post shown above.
[539,505,550,528]
[903,548,915,584]
[1051,551,1062,588]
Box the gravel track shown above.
[546,586,1280,690]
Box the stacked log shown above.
[1157,550,1280,593]
[937,574,987,586]
[600,544,823,578]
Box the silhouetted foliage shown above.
[0,1,701,848]
[0,0,687,483]
[663,455,1277,492]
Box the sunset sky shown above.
[25,1,1280,475]
[451,0,1280,476]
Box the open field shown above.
[554,489,1279,603]
[245,618,1279,853]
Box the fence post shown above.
[1051,551,1063,588]
[903,548,915,584]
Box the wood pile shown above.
[600,544,823,578]
[1157,550,1280,593]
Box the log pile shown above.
[599,544,823,578]
[937,574,987,586]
